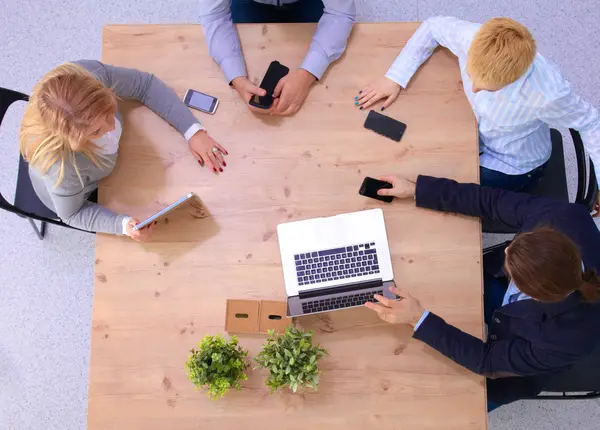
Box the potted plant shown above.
[185,334,249,400]
[254,327,327,393]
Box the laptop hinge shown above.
[298,279,383,300]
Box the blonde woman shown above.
[20,60,227,241]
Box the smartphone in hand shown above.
[249,61,290,109]
[359,177,394,203]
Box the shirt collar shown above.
[498,63,534,101]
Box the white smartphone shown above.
[183,89,219,114]
[132,192,195,231]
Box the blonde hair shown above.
[19,62,117,186]
[467,17,536,88]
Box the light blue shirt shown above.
[198,0,356,83]
[385,16,600,182]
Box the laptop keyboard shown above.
[294,242,380,286]
[301,289,383,314]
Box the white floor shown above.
[1,1,599,429]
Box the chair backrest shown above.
[0,87,30,216]
[571,129,598,211]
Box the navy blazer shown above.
[412,176,600,383]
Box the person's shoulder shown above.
[32,156,85,192]
[71,59,109,86]
[427,16,481,51]
[521,54,571,103]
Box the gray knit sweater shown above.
[28,60,200,234]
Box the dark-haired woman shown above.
[364,174,600,409]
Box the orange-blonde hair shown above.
[20,62,117,186]
[467,17,536,88]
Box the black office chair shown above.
[483,242,600,400]
[483,128,598,233]
[0,87,90,239]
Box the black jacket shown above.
[412,176,600,399]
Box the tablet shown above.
[132,192,195,231]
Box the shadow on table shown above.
[139,195,220,263]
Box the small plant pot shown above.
[185,334,249,400]
[254,327,327,394]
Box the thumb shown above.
[377,188,394,196]
[249,84,266,97]
[273,78,285,98]
[389,285,412,299]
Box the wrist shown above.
[298,68,317,84]
[231,76,248,89]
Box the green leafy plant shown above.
[185,334,249,400]
[254,327,327,394]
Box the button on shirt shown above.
[385,16,600,182]
[198,0,356,83]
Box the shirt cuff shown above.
[300,50,329,81]
[413,310,430,331]
[121,216,132,236]
[184,123,206,142]
[221,56,248,85]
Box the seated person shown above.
[198,0,355,116]
[20,60,227,240]
[364,173,600,409]
[357,16,600,208]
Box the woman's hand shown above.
[356,77,402,111]
[188,130,228,173]
[231,76,268,114]
[376,175,416,199]
[125,218,155,242]
[364,286,424,327]
[593,194,600,218]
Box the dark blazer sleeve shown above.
[414,175,560,229]
[413,313,574,377]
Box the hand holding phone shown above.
[359,177,394,203]
[249,61,290,109]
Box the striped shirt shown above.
[385,16,600,182]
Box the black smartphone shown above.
[359,177,394,203]
[364,110,407,142]
[249,61,290,109]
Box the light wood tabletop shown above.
[91,23,485,430]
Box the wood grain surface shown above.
[91,23,485,430]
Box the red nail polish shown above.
[213,168,217,172]
[223,162,227,166]
[219,168,223,172]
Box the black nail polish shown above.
[359,90,362,94]
[381,107,385,111]
[359,107,363,110]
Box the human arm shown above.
[76,60,227,171]
[48,184,128,235]
[356,17,476,109]
[366,287,577,377]
[270,0,355,116]
[537,81,600,211]
[413,312,575,377]
[197,0,268,112]
[414,175,562,230]
[198,0,246,83]
[385,16,476,89]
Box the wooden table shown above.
[91,23,485,430]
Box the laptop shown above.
[277,208,396,317]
